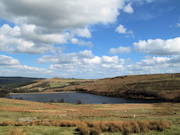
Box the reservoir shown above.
[6,92,160,104]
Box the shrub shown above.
[0,89,10,97]
[57,98,64,103]
[50,99,56,103]
[77,100,82,104]
[19,97,23,100]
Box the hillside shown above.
[0,76,44,84]
[6,73,180,102]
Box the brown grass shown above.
[76,122,90,135]
[0,119,172,135]
[8,128,27,135]
[0,121,14,126]
[84,120,172,135]
[0,120,171,135]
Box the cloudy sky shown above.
[0,0,180,79]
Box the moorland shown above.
[0,73,180,134]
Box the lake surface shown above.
[6,92,160,104]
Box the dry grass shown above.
[78,120,172,135]
[1,119,172,135]
[8,128,27,135]
[0,98,179,134]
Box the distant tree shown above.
[0,89,10,97]
[50,99,56,103]
[57,98,65,103]
[19,97,23,100]
[77,100,82,104]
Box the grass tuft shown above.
[8,128,27,135]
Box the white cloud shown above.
[78,50,94,58]
[123,3,134,13]
[37,50,125,77]
[84,56,101,64]
[0,55,20,66]
[177,23,180,27]
[71,38,93,47]
[0,55,54,77]
[0,24,68,54]
[0,0,125,33]
[115,24,134,36]
[102,56,119,64]
[74,28,91,38]
[134,37,180,55]
[109,46,131,54]
[0,0,132,54]
[127,55,180,75]
[115,24,127,34]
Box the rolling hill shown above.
[2,73,179,102]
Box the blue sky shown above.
[0,0,180,79]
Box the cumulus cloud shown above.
[74,28,91,38]
[0,24,68,54]
[123,3,134,13]
[127,55,180,75]
[134,37,180,55]
[115,24,133,36]
[0,0,125,33]
[71,38,93,47]
[0,55,53,77]
[0,55,20,66]
[115,24,127,34]
[0,0,134,54]
[37,50,125,76]
[109,46,131,54]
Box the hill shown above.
[0,76,44,84]
[4,73,180,102]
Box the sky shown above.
[0,0,180,79]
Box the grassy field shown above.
[0,98,180,134]
[0,73,180,134]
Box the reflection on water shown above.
[6,92,160,104]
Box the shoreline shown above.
[9,91,75,95]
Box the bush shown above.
[0,89,10,97]
[77,100,82,104]
[50,99,56,103]
[57,98,64,103]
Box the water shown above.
[6,92,159,104]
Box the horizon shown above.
[0,0,180,79]
[0,72,179,80]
